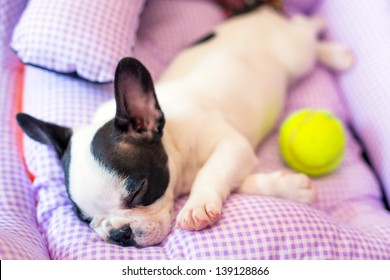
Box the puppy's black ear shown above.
[16,113,72,158]
[114,57,165,142]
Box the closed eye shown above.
[126,178,148,207]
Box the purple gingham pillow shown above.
[317,0,390,204]
[284,0,322,13]
[11,0,145,83]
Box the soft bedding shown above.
[1,0,390,260]
[11,0,146,83]
[0,0,49,259]
[318,0,390,205]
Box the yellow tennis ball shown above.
[279,108,346,177]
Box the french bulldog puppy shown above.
[17,7,353,247]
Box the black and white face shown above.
[66,118,172,247]
[17,58,173,247]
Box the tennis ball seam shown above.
[280,109,346,176]
[288,111,344,170]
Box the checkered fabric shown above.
[133,0,224,81]
[0,0,49,259]
[1,0,390,259]
[317,0,390,208]
[11,0,145,83]
[284,0,321,13]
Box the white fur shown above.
[70,124,124,218]
[69,7,353,246]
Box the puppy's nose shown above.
[109,225,135,247]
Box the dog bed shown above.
[1,0,390,259]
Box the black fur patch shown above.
[91,120,169,208]
[191,32,216,46]
[16,113,73,158]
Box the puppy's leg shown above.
[290,15,353,72]
[237,171,315,204]
[317,42,354,71]
[306,15,354,71]
[176,135,257,231]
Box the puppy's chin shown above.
[91,203,174,247]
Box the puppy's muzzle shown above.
[108,225,135,247]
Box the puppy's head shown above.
[17,58,172,247]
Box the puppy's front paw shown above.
[176,201,221,231]
[272,171,316,204]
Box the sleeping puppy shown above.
[17,7,353,247]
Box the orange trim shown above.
[15,64,36,182]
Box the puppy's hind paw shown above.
[273,171,316,204]
[176,202,221,231]
[318,42,354,71]
[239,171,316,204]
